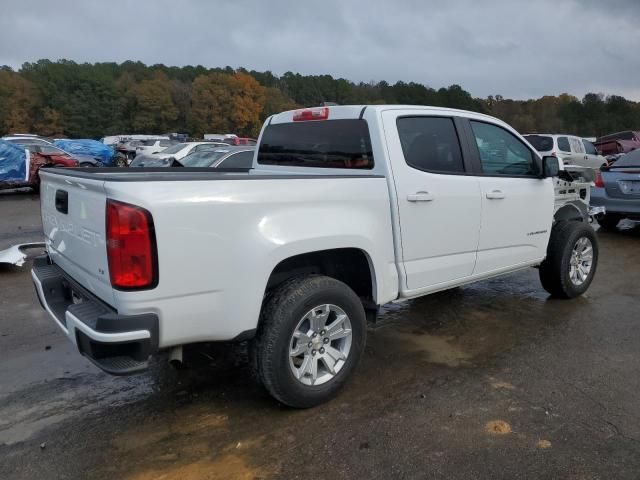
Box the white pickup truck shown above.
[32,105,599,407]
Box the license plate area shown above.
[618,180,640,194]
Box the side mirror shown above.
[541,156,560,178]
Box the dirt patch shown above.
[489,377,515,390]
[537,439,552,449]
[485,420,512,435]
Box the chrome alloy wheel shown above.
[288,304,353,386]
[569,236,594,286]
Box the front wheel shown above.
[539,221,598,298]
[251,275,366,408]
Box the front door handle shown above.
[486,189,505,200]
[407,191,434,202]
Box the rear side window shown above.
[218,151,254,169]
[557,137,571,152]
[569,137,584,153]
[470,121,537,176]
[257,119,373,169]
[396,117,464,173]
[523,135,554,152]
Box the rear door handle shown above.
[407,192,434,202]
[485,189,505,200]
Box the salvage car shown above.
[594,131,640,157]
[179,146,255,168]
[31,105,599,408]
[0,139,51,191]
[523,133,607,169]
[592,149,640,230]
[130,141,227,167]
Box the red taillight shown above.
[293,107,329,122]
[594,171,605,188]
[106,199,157,289]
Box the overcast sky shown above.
[1,0,639,100]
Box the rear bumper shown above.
[590,188,640,218]
[31,255,158,375]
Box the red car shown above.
[594,131,640,157]
[26,144,79,167]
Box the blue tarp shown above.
[54,139,116,165]
[0,140,27,182]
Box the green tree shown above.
[128,72,178,133]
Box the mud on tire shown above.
[251,275,366,408]
[539,221,598,299]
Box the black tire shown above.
[79,162,93,168]
[251,275,366,408]
[597,214,622,231]
[539,221,598,299]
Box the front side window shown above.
[396,117,464,173]
[582,139,597,155]
[470,121,537,176]
[39,145,65,155]
[557,137,571,153]
[257,119,373,169]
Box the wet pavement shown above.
[1,190,640,479]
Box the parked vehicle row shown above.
[129,141,228,167]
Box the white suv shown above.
[524,134,607,170]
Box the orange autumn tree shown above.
[189,72,265,137]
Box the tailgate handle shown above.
[55,190,68,214]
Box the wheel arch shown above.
[264,247,378,307]
[554,202,587,223]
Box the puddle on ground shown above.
[386,332,472,367]
[128,453,276,480]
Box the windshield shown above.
[257,119,374,169]
[160,143,187,154]
[523,135,554,152]
[181,150,229,167]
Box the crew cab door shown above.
[382,111,481,292]
[463,119,554,274]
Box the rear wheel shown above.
[597,214,622,231]
[251,275,366,408]
[539,221,598,298]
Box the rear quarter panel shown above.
[105,176,398,346]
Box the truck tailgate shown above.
[40,170,115,306]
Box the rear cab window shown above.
[257,119,374,169]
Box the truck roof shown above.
[269,104,504,126]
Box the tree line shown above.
[0,59,638,139]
